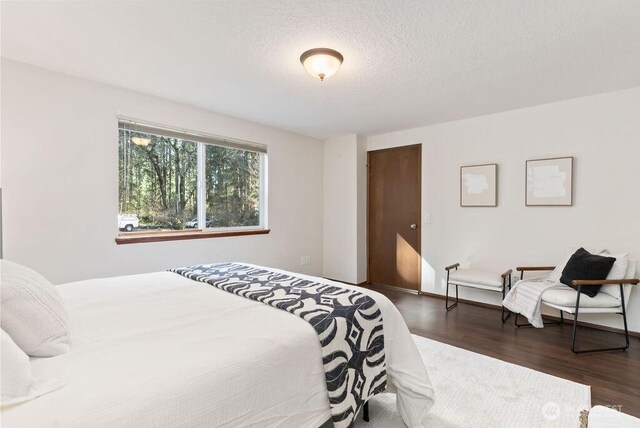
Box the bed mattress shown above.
[1,266,433,427]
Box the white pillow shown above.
[1,259,70,357]
[1,329,37,407]
[598,252,631,299]
[548,249,577,282]
[601,251,629,281]
[1,330,62,408]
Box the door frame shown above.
[366,144,422,291]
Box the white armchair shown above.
[516,260,638,354]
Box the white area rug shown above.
[356,334,591,428]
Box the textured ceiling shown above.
[2,0,640,139]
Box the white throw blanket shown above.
[170,262,387,428]
[502,276,565,328]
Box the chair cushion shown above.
[449,269,503,288]
[542,285,621,308]
[560,248,616,297]
[548,249,576,282]
[599,251,630,299]
[603,251,629,281]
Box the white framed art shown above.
[526,157,573,206]
[460,164,497,207]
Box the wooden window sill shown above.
[115,229,271,245]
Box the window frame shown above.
[116,118,269,244]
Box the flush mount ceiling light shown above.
[300,48,344,81]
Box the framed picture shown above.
[526,157,573,206]
[460,164,497,207]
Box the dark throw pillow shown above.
[560,248,616,298]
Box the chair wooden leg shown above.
[363,401,369,422]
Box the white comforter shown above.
[2,266,434,428]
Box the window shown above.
[205,144,262,228]
[117,119,267,242]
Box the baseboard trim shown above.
[417,290,640,338]
[323,277,368,287]
[418,290,498,310]
[369,282,420,295]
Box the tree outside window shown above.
[118,126,263,232]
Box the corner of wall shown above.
[356,135,368,284]
[322,134,367,284]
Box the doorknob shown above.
[410,223,417,229]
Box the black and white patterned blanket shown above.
[170,263,387,427]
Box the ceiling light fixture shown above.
[300,48,344,81]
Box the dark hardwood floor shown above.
[369,284,640,417]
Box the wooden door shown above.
[368,145,421,291]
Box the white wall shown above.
[355,135,367,283]
[323,135,357,283]
[322,134,367,284]
[1,60,324,284]
[367,87,640,332]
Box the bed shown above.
[1,264,434,428]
